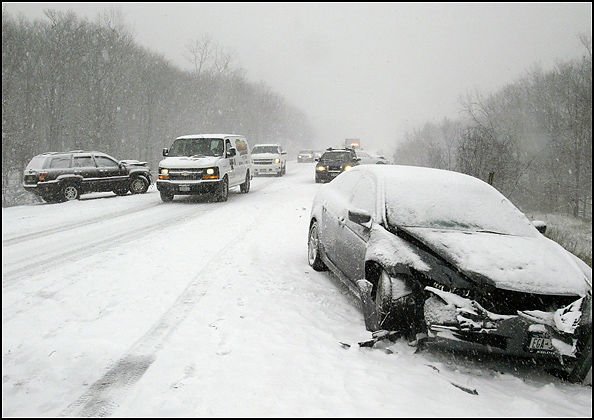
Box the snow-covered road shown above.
[2,163,592,417]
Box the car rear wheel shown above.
[129,176,149,194]
[308,221,327,271]
[240,172,250,193]
[113,187,129,196]
[62,184,80,201]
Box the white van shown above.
[157,134,252,202]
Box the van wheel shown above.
[240,172,250,193]
[215,176,229,202]
[160,191,174,202]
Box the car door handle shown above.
[338,217,345,226]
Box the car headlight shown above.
[274,158,281,164]
[344,165,352,171]
[160,168,169,175]
[316,166,326,172]
[206,168,215,175]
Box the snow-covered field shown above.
[2,163,592,417]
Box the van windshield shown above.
[168,138,224,157]
[252,146,279,154]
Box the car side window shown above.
[350,176,376,217]
[73,156,95,167]
[95,156,119,168]
[49,156,72,169]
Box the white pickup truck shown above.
[251,144,287,177]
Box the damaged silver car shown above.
[307,165,592,384]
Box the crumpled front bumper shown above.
[424,286,592,383]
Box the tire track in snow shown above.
[59,187,270,417]
[2,201,162,246]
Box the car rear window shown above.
[252,146,279,154]
[25,156,48,170]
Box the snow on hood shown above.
[404,227,590,296]
[159,156,220,168]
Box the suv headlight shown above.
[274,158,281,164]
[343,165,352,171]
[316,165,326,172]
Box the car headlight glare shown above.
[206,168,215,175]
[344,165,352,171]
[316,166,326,172]
[160,168,169,175]
[275,158,281,164]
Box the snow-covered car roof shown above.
[350,165,537,237]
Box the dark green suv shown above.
[315,148,360,183]
[23,151,153,203]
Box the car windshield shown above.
[384,167,537,236]
[252,146,279,154]
[320,151,352,162]
[168,138,224,157]
[299,150,313,155]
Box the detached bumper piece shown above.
[424,286,592,384]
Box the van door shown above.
[224,138,240,186]
[233,138,250,184]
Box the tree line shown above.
[393,35,592,219]
[2,9,315,206]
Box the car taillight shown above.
[38,172,48,182]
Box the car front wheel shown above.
[308,221,327,271]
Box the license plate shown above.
[528,336,554,352]
[179,185,190,192]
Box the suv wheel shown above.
[130,176,149,194]
[62,184,80,201]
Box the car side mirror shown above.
[532,220,547,234]
[314,158,319,162]
[281,151,287,155]
[348,209,372,228]
[162,148,169,157]
[227,148,237,158]
[353,157,361,162]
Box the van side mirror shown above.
[281,151,287,155]
[532,220,547,234]
[162,148,169,157]
[227,148,237,158]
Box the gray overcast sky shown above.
[4,2,592,153]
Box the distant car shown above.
[313,150,323,160]
[297,149,315,163]
[251,143,287,176]
[355,150,390,165]
[314,148,360,183]
[307,165,592,384]
[23,151,153,203]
